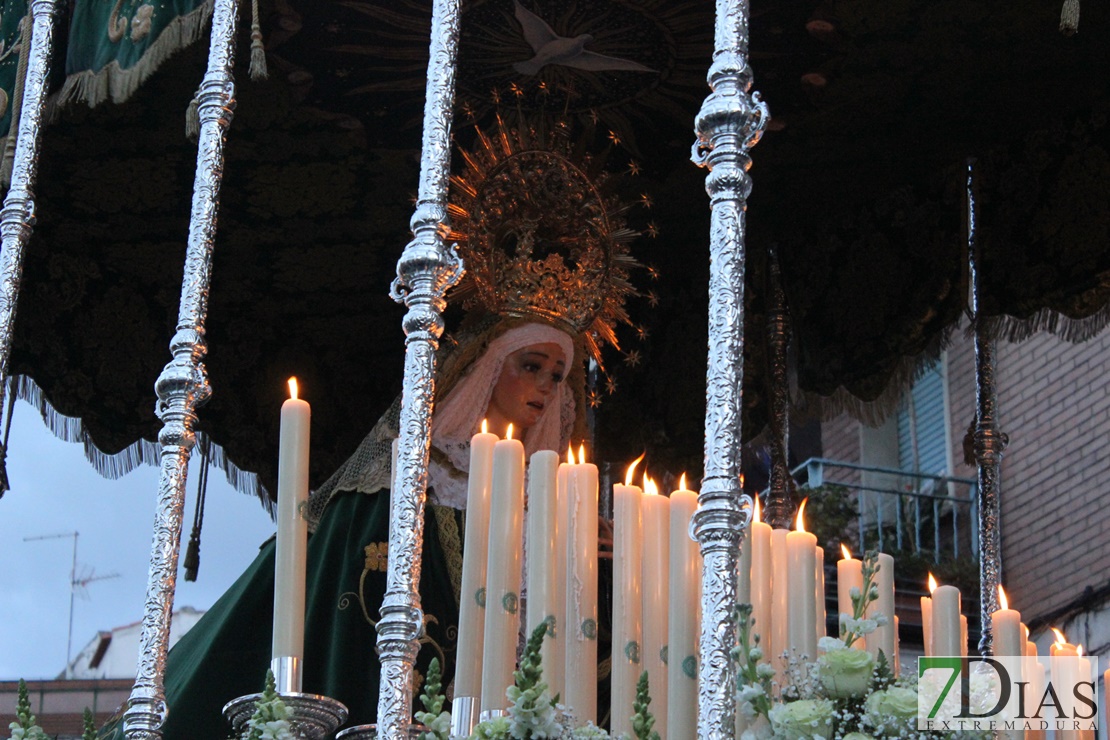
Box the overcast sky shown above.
[0,400,277,680]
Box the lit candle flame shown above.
[579,443,587,465]
[753,494,761,522]
[679,472,687,491]
[644,475,658,495]
[506,423,514,440]
[1077,644,1084,657]
[287,377,299,400]
[482,418,488,434]
[1052,627,1068,645]
[625,452,646,486]
[928,572,938,594]
[840,543,852,560]
[795,498,808,533]
[998,585,1009,611]
[567,444,575,465]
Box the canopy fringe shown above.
[791,324,955,429]
[45,0,214,120]
[971,304,1110,345]
[11,374,273,515]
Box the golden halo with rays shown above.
[447,113,642,364]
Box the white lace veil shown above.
[305,322,577,526]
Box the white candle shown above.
[814,546,826,647]
[836,545,863,624]
[611,457,645,739]
[750,499,772,663]
[786,500,817,661]
[770,527,790,676]
[1075,647,1095,740]
[480,427,525,712]
[738,513,752,607]
[893,615,900,675]
[992,586,1023,657]
[921,573,937,656]
[1025,641,1046,740]
[547,456,571,701]
[1050,633,1078,736]
[272,377,310,689]
[960,615,968,657]
[866,553,896,663]
[1103,667,1109,740]
[526,449,560,695]
[667,479,700,740]
[641,477,670,738]
[455,422,497,700]
[564,447,599,725]
[931,585,962,657]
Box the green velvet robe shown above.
[103,490,462,739]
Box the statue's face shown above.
[487,342,567,433]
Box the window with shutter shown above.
[896,358,952,490]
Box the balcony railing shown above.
[787,457,979,563]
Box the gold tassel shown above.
[248,0,268,80]
[1,14,32,189]
[1059,0,1080,35]
[185,93,200,141]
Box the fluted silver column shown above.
[967,159,1006,657]
[375,0,463,733]
[690,0,768,735]
[0,0,57,408]
[122,1,240,736]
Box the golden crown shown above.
[447,115,641,362]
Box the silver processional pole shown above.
[122,0,240,735]
[967,158,1006,657]
[0,0,57,419]
[375,0,464,734]
[690,0,769,736]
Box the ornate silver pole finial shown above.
[0,0,57,414]
[967,158,1007,657]
[691,0,768,735]
[375,0,463,734]
[122,0,240,736]
[764,244,795,531]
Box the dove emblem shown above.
[512,0,656,76]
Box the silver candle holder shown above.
[335,722,429,739]
[449,695,479,738]
[223,692,348,740]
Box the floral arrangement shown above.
[244,670,295,740]
[733,551,990,740]
[5,679,48,740]
[418,622,618,739]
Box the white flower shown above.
[872,614,889,627]
[816,647,873,698]
[749,646,764,661]
[756,663,776,680]
[818,636,846,653]
[863,686,918,734]
[768,699,834,740]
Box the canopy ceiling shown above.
[7,0,1110,501]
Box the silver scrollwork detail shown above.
[122,1,240,737]
[0,0,57,410]
[376,0,463,734]
[967,159,1006,657]
[692,0,766,735]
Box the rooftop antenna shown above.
[23,531,120,677]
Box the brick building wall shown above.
[819,325,1110,623]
